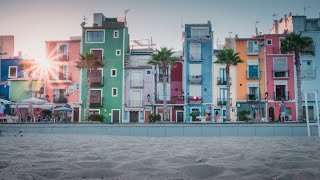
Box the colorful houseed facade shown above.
[183,21,213,122]
[81,13,129,123]
[45,37,81,122]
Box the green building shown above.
[80,13,129,123]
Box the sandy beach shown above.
[1,134,320,180]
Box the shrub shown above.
[149,113,161,122]
[88,114,104,123]
[189,111,200,118]
[238,110,251,122]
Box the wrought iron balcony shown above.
[217,98,232,106]
[217,77,226,85]
[274,92,290,101]
[188,96,202,104]
[49,72,72,82]
[247,94,259,101]
[273,70,289,78]
[188,75,202,84]
[90,97,103,107]
[53,96,68,103]
[91,76,104,86]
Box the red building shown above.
[154,57,184,122]
[265,34,296,121]
[45,37,81,122]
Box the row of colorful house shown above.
[0,12,319,123]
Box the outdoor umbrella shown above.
[53,107,73,122]
[20,97,48,123]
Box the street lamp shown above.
[258,43,265,120]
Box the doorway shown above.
[112,109,120,123]
[73,107,79,122]
[176,111,184,123]
[269,107,275,122]
[145,111,151,123]
[130,111,139,123]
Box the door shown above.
[145,111,151,123]
[73,107,79,122]
[269,107,275,122]
[112,109,120,123]
[176,111,184,123]
[130,111,139,123]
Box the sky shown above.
[1,0,320,59]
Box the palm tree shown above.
[148,47,178,121]
[280,32,314,121]
[19,60,36,97]
[76,52,104,121]
[214,49,243,121]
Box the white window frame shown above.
[89,109,100,115]
[90,88,103,105]
[112,87,118,97]
[111,69,117,77]
[113,30,119,38]
[85,29,105,43]
[273,58,288,78]
[56,43,69,54]
[247,40,259,55]
[90,48,104,62]
[8,66,18,78]
[111,109,121,123]
[116,49,121,56]
[157,66,171,82]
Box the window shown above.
[112,88,118,97]
[116,49,121,56]
[247,65,259,78]
[86,30,104,42]
[57,43,68,60]
[75,83,80,90]
[248,87,259,100]
[111,69,117,77]
[247,41,259,54]
[279,38,288,54]
[273,58,288,78]
[90,89,102,106]
[267,39,272,45]
[158,67,170,82]
[146,70,151,75]
[301,60,315,78]
[189,43,201,60]
[8,66,17,78]
[113,30,119,38]
[90,49,103,62]
[191,27,210,39]
[89,109,100,115]
[275,85,287,101]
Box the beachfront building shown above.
[154,53,184,122]
[212,49,237,122]
[81,13,129,123]
[270,12,320,120]
[226,36,267,120]
[123,48,154,123]
[45,37,81,122]
[0,58,25,100]
[0,35,14,59]
[264,34,296,121]
[183,21,213,122]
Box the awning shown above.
[10,103,55,110]
[125,108,144,111]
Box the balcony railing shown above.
[301,69,316,79]
[217,77,227,85]
[272,47,290,55]
[90,97,103,107]
[217,98,232,106]
[129,100,143,107]
[273,70,289,78]
[49,72,72,82]
[91,76,104,86]
[188,53,202,61]
[188,96,202,104]
[56,54,68,61]
[188,75,202,84]
[130,79,144,88]
[247,94,259,101]
[274,92,290,101]
[53,96,68,103]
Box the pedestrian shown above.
[0,102,6,123]
[251,104,256,121]
[205,105,211,121]
[280,101,286,123]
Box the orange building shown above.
[226,37,267,120]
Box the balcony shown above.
[188,53,202,62]
[217,98,232,106]
[53,96,68,103]
[273,70,289,78]
[274,92,290,101]
[301,69,316,79]
[188,96,202,104]
[188,75,202,84]
[91,76,104,86]
[217,77,226,85]
[49,72,72,83]
[247,94,259,101]
[90,97,103,107]
[56,54,68,61]
[129,100,143,107]
[131,79,144,88]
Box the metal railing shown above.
[90,97,103,106]
[217,77,226,85]
[274,92,290,101]
[53,96,68,103]
[49,72,72,81]
[188,75,202,84]
[217,98,232,106]
[91,76,104,86]
[247,94,259,101]
[273,70,289,78]
[56,54,68,61]
[188,53,202,61]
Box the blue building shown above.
[0,58,24,100]
[183,21,214,122]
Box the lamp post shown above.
[258,43,265,120]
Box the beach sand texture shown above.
[1,134,320,180]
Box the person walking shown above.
[0,102,6,123]
[280,101,286,123]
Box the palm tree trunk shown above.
[226,65,231,121]
[163,67,168,121]
[295,52,303,121]
[84,69,92,121]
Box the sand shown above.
[1,134,320,180]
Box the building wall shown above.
[81,24,129,123]
[9,80,43,102]
[45,39,81,105]
[0,35,14,59]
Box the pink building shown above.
[265,34,296,121]
[0,35,14,59]
[45,37,81,122]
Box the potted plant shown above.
[189,111,200,121]
[238,110,251,122]
[149,113,161,123]
[88,114,104,123]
